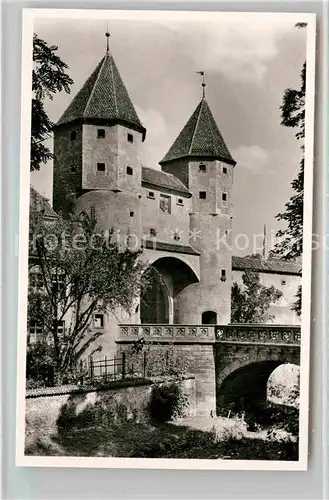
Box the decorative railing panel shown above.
[118,324,301,346]
[215,325,300,345]
[119,324,215,339]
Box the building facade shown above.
[29,38,301,358]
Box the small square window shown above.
[130,211,134,217]
[94,314,104,328]
[70,131,77,141]
[97,129,105,139]
[177,198,184,206]
[150,228,157,237]
[127,133,134,143]
[126,166,133,175]
[147,191,155,199]
[223,166,228,174]
[97,163,106,172]
[199,191,206,199]
[199,164,206,172]
[221,269,227,281]
[70,165,76,174]
[57,321,65,337]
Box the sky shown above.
[31,15,307,256]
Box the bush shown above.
[148,383,187,423]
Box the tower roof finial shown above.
[105,23,110,53]
[197,71,206,99]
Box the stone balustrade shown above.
[118,324,301,346]
[118,324,215,340]
[215,324,301,345]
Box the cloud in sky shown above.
[159,18,303,84]
[232,145,270,173]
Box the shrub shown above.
[148,383,187,422]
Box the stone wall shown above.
[116,339,216,416]
[25,376,196,454]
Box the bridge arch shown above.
[216,348,300,415]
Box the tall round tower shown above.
[53,32,146,245]
[160,89,236,325]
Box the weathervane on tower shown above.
[197,71,206,98]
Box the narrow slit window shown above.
[221,269,227,281]
[127,133,134,143]
[223,166,228,174]
[126,166,133,175]
[97,163,106,172]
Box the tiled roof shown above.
[144,240,200,255]
[160,98,236,165]
[232,256,302,275]
[56,52,146,138]
[142,166,191,196]
[30,186,57,219]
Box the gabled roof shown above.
[30,186,58,219]
[142,166,191,196]
[160,98,236,166]
[232,256,302,276]
[55,52,146,139]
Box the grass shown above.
[26,420,298,461]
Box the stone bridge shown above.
[117,324,300,416]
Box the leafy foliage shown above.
[231,269,283,323]
[271,38,306,314]
[31,34,73,171]
[28,207,148,384]
[148,383,188,423]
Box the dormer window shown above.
[70,131,77,141]
[97,163,105,172]
[199,164,206,172]
[126,166,133,175]
[97,129,105,139]
[127,133,134,143]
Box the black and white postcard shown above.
[16,9,316,470]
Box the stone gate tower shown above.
[160,92,236,324]
[53,33,146,246]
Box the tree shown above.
[28,208,149,384]
[231,270,283,324]
[272,24,306,315]
[31,34,73,171]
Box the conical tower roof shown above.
[160,98,235,165]
[55,50,146,139]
